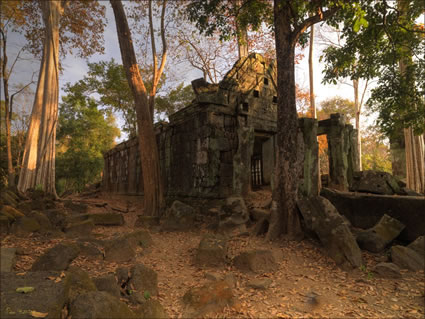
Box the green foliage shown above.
[321,0,425,137]
[361,126,392,173]
[143,291,151,300]
[318,97,356,124]
[155,82,195,119]
[56,88,120,194]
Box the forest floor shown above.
[1,190,424,318]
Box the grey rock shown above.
[104,237,135,262]
[116,267,130,286]
[129,264,158,296]
[0,247,16,272]
[93,274,121,298]
[162,201,196,231]
[233,249,279,273]
[78,241,104,260]
[356,214,405,253]
[65,219,95,237]
[69,291,136,319]
[350,170,402,195]
[297,195,363,269]
[140,299,168,319]
[391,245,424,271]
[408,236,424,257]
[31,242,80,271]
[372,262,402,279]
[195,234,228,267]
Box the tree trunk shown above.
[267,1,302,240]
[235,0,248,59]
[17,1,63,196]
[110,0,164,216]
[353,78,362,171]
[308,25,316,118]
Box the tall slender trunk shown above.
[110,0,164,216]
[17,1,63,196]
[235,0,248,59]
[308,25,316,118]
[267,0,302,240]
[353,78,362,171]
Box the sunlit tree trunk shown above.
[111,0,164,216]
[17,1,64,196]
[353,78,362,171]
[235,0,248,59]
[308,25,316,118]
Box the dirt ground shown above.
[1,191,424,318]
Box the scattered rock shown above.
[0,271,68,318]
[408,236,424,257]
[140,299,168,319]
[129,264,158,296]
[250,208,270,221]
[183,280,234,317]
[116,267,130,286]
[69,291,137,319]
[31,242,80,271]
[104,237,135,262]
[0,192,17,207]
[16,200,32,214]
[219,197,249,231]
[10,216,41,235]
[28,211,53,231]
[0,216,9,234]
[350,170,402,195]
[134,215,160,228]
[77,241,104,260]
[251,217,269,236]
[195,234,228,267]
[124,230,153,249]
[297,196,363,269]
[391,245,424,271]
[247,278,273,290]
[0,247,16,272]
[205,272,223,281]
[162,201,196,231]
[356,214,405,253]
[233,249,279,273]
[66,266,97,301]
[64,200,88,214]
[93,274,121,298]
[1,205,25,219]
[44,208,68,229]
[372,262,402,279]
[65,219,95,237]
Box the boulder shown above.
[31,242,80,271]
[0,216,9,234]
[0,192,17,207]
[162,201,196,231]
[247,278,273,290]
[104,237,135,262]
[140,299,168,319]
[0,247,16,272]
[77,241,104,260]
[116,267,130,286]
[391,245,424,271]
[65,219,95,237]
[10,216,41,235]
[350,170,402,195]
[124,230,153,249]
[44,208,68,229]
[297,196,363,269]
[408,236,424,257]
[66,266,97,301]
[88,212,124,226]
[251,218,269,237]
[16,201,32,214]
[321,187,425,242]
[93,274,121,298]
[1,206,25,219]
[128,264,158,296]
[0,271,68,318]
[233,249,279,273]
[219,197,249,231]
[64,200,88,214]
[28,211,53,231]
[195,234,228,267]
[69,291,137,319]
[356,214,405,253]
[372,262,402,279]
[183,280,234,317]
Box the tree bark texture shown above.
[353,78,362,171]
[308,24,316,118]
[110,0,164,216]
[267,0,302,240]
[17,1,63,196]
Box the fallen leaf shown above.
[30,311,48,318]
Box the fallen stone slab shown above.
[1,206,25,220]
[391,245,424,271]
[297,196,363,269]
[372,262,402,279]
[88,213,124,226]
[123,230,153,249]
[356,214,405,253]
[77,241,104,260]
[69,291,137,319]
[183,280,234,317]
[139,298,168,319]
[0,247,16,272]
[128,264,158,296]
[233,249,279,273]
[31,242,80,271]
[65,219,94,237]
[0,271,68,318]
[10,216,41,236]
[408,236,424,257]
[195,234,228,267]
[64,200,88,214]
[350,170,402,195]
[321,188,425,241]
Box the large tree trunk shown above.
[17,1,63,196]
[235,0,248,59]
[110,0,164,216]
[308,25,316,118]
[353,79,362,171]
[267,1,302,240]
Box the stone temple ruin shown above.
[102,53,360,199]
